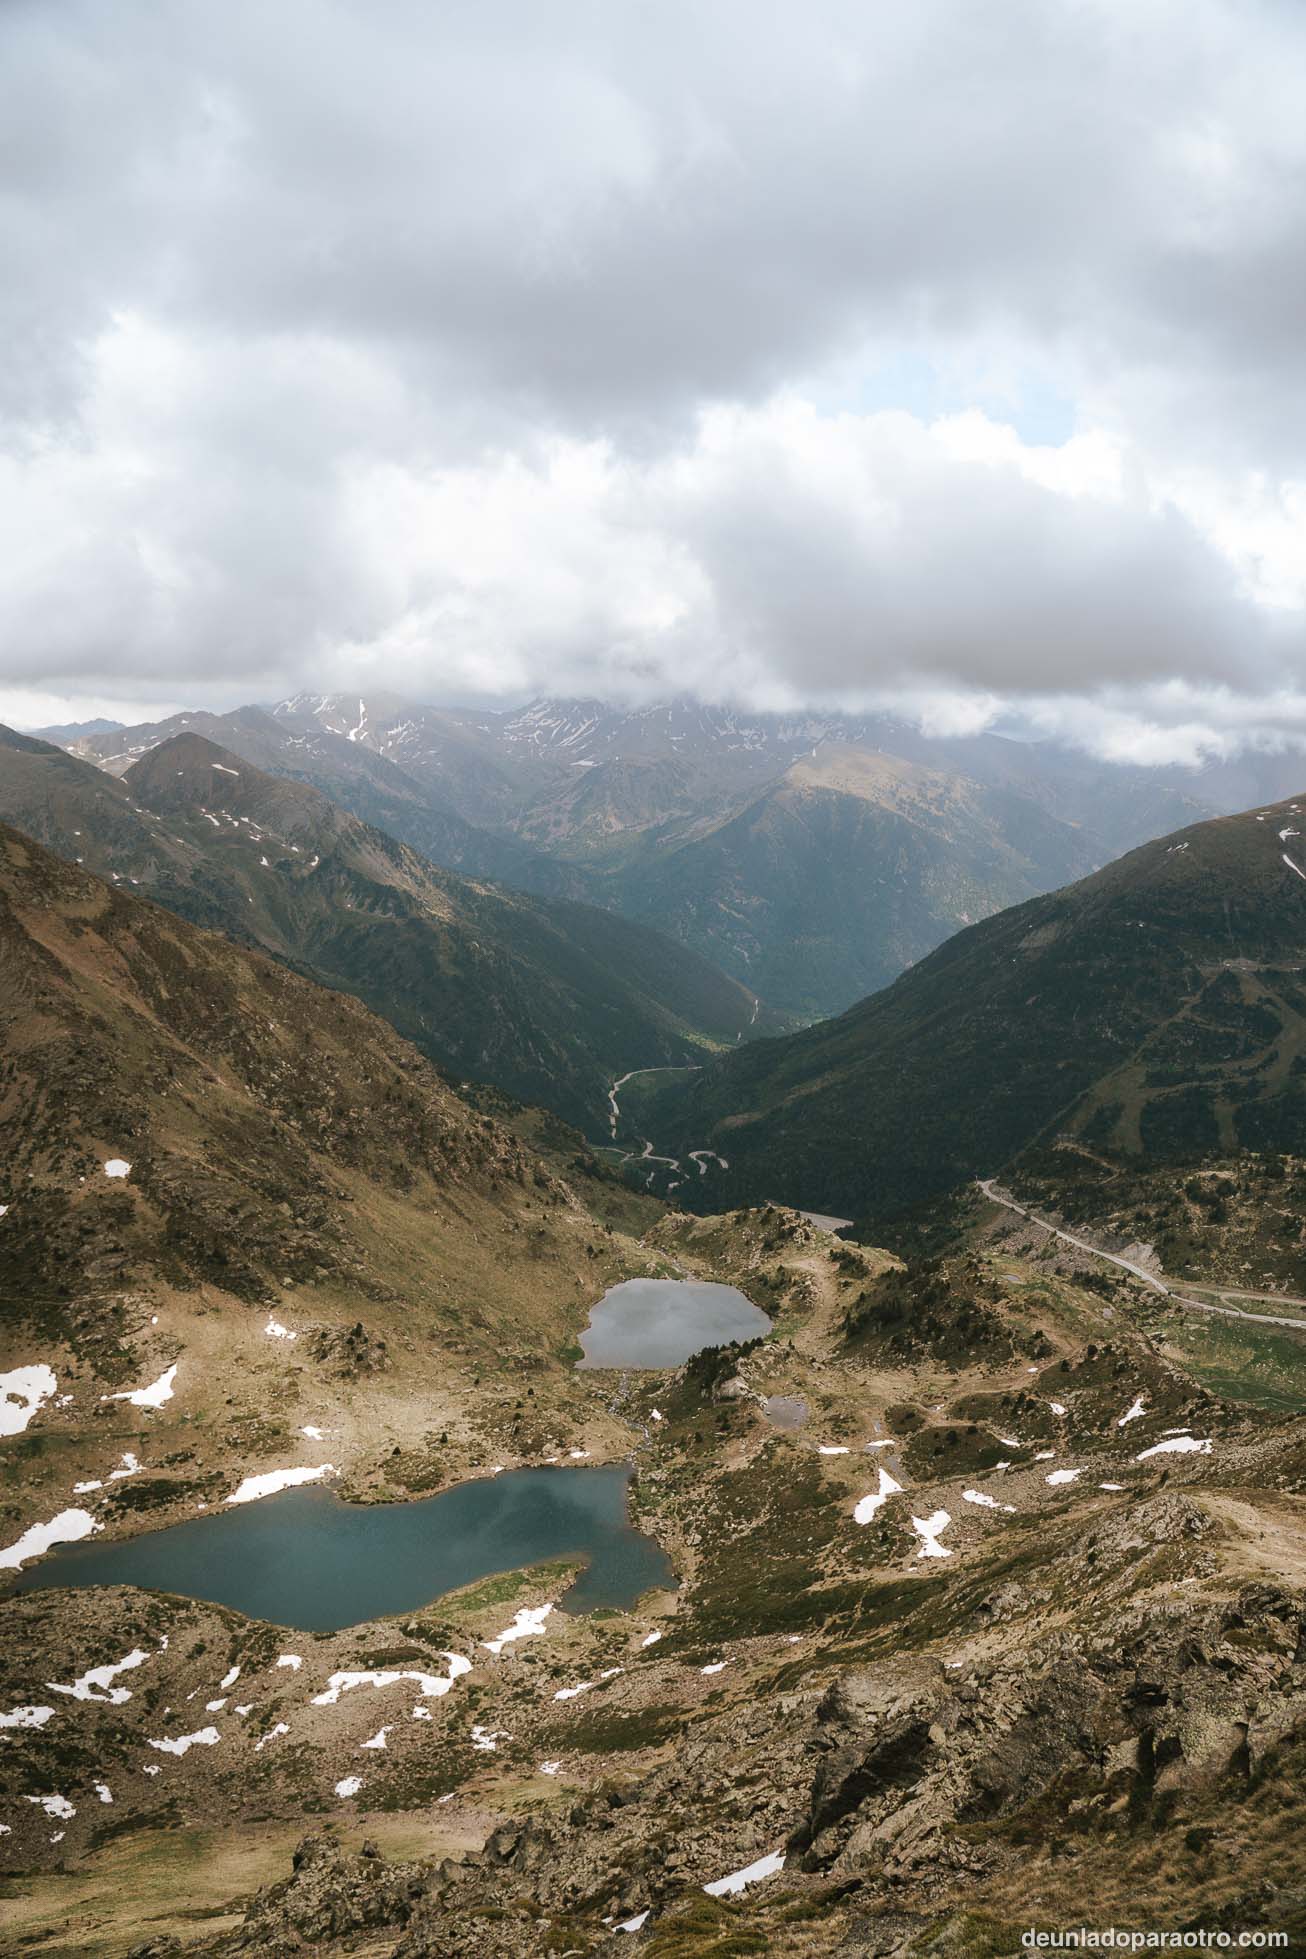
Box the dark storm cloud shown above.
[0,0,1303,727]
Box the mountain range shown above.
[54,691,1274,1019]
[0,818,607,1333]
[0,725,769,1133]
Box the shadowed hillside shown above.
[638,794,1306,1221]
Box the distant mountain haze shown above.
[49,690,1262,1020]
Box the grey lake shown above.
[577,1277,772,1369]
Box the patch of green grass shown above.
[433,1558,581,1620]
[540,1703,684,1754]
[1161,1314,1306,1412]
[914,1910,1025,1956]
[644,1893,770,1956]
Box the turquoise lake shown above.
[11,1466,674,1633]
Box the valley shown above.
[1,742,1303,1958]
[631,792,1306,1235]
[3,1154,1302,1955]
[52,693,1248,1021]
[9,6,1306,1951]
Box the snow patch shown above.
[0,1704,55,1731]
[0,1508,99,1570]
[1,1364,58,1438]
[312,1659,470,1706]
[912,1510,952,1559]
[482,1605,552,1656]
[103,1364,177,1410]
[853,1466,902,1525]
[962,1489,1015,1513]
[227,1463,335,1504]
[1136,1436,1212,1460]
[48,1648,150,1704]
[149,1727,220,1756]
[704,1849,786,1897]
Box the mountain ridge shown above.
[56,692,1229,1020]
[0,726,771,1134]
[635,791,1306,1222]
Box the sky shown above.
[3,0,1306,765]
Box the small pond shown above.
[577,1278,772,1369]
[10,1466,673,1633]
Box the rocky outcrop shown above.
[213,1834,429,1954]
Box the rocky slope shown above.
[0,727,771,1132]
[2,1178,1301,1955]
[0,822,697,1532]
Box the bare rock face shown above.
[791,1584,1304,1896]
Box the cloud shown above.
[1,0,1305,747]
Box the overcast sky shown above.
[3,0,1305,763]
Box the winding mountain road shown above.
[977,1178,1306,1333]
